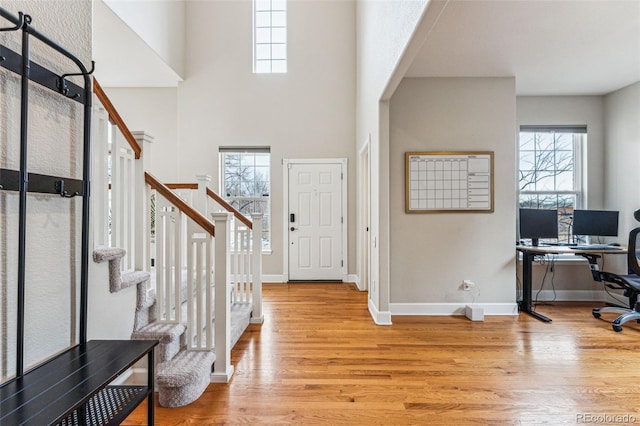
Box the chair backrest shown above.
[628,227,640,276]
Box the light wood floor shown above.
[124,283,640,425]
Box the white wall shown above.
[604,82,640,235]
[103,0,185,78]
[355,0,429,320]
[177,0,356,277]
[389,77,517,313]
[1,0,92,377]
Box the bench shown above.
[0,340,157,425]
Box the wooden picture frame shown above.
[405,151,494,213]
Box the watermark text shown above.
[577,413,637,424]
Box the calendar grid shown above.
[405,152,494,213]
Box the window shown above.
[220,147,271,250]
[253,0,287,73]
[518,126,586,242]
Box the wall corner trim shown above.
[369,298,392,325]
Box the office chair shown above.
[592,227,640,332]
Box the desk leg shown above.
[147,350,154,425]
[519,251,552,322]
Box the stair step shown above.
[92,247,126,263]
[122,270,150,288]
[156,349,215,408]
[132,322,186,362]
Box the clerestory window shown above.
[253,0,287,73]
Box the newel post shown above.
[196,174,211,217]
[133,131,154,272]
[211,212,234,383]
[250,213,264,323]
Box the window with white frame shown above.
[253,0,287,73]
[518,126,586,243]
[220,147,271,250]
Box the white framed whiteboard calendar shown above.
[405,151,494,213]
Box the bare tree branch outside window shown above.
[518,130,585,243]
[222,151,271,249]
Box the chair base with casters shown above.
[593,302,640,332]
[591,272,640,332]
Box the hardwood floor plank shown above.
[123,283,640,425]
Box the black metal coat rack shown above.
[0,7,94,377]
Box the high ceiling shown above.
[94,0,640,95]
[406,0,640,96]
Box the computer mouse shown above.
[609,243,621,247]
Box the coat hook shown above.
[0,11,25,32]
[57,61,95,98]
[55,180,79,198]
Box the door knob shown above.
[290,227,297,231]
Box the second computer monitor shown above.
[572,210,619,237]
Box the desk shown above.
[516,245,627,322]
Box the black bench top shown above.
[0,339,157,425]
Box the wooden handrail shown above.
[145,172,215,236]
[93,78,142,159]
[206,188,253,229]
[166,183,199,190]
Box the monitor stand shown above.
[531,238,539,247]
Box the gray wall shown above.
[389,77,517,314]
[604,82,640,235]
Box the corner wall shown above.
[388,77,517,315]
[604,82,640,234]
[355,0,429,321]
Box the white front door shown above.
[287,162,343,281]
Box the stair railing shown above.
[145,172,224,353]
[163,180,264,324]
[91,82,240,379]
[92,79,145,274]
[206,188,263,323]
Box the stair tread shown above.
[132,322,186,344]
[122,270,151,287]
[92,247,126,263]
[157,349,215,387]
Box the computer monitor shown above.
[572,210,619,237]
[519,208,558,246]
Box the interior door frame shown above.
[358,138,370,292]
[282,158,348,282]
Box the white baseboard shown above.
[529,289,607,302]
[210,365,234,383]
[368,298,392,325]
[390,302,518,316]
[262,274,360,284]
[346,274,359,284]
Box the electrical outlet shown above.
[463,280,475,291]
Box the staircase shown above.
[90,80,263,407]
[93,228,257,406]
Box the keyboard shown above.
[569,245,621,251]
